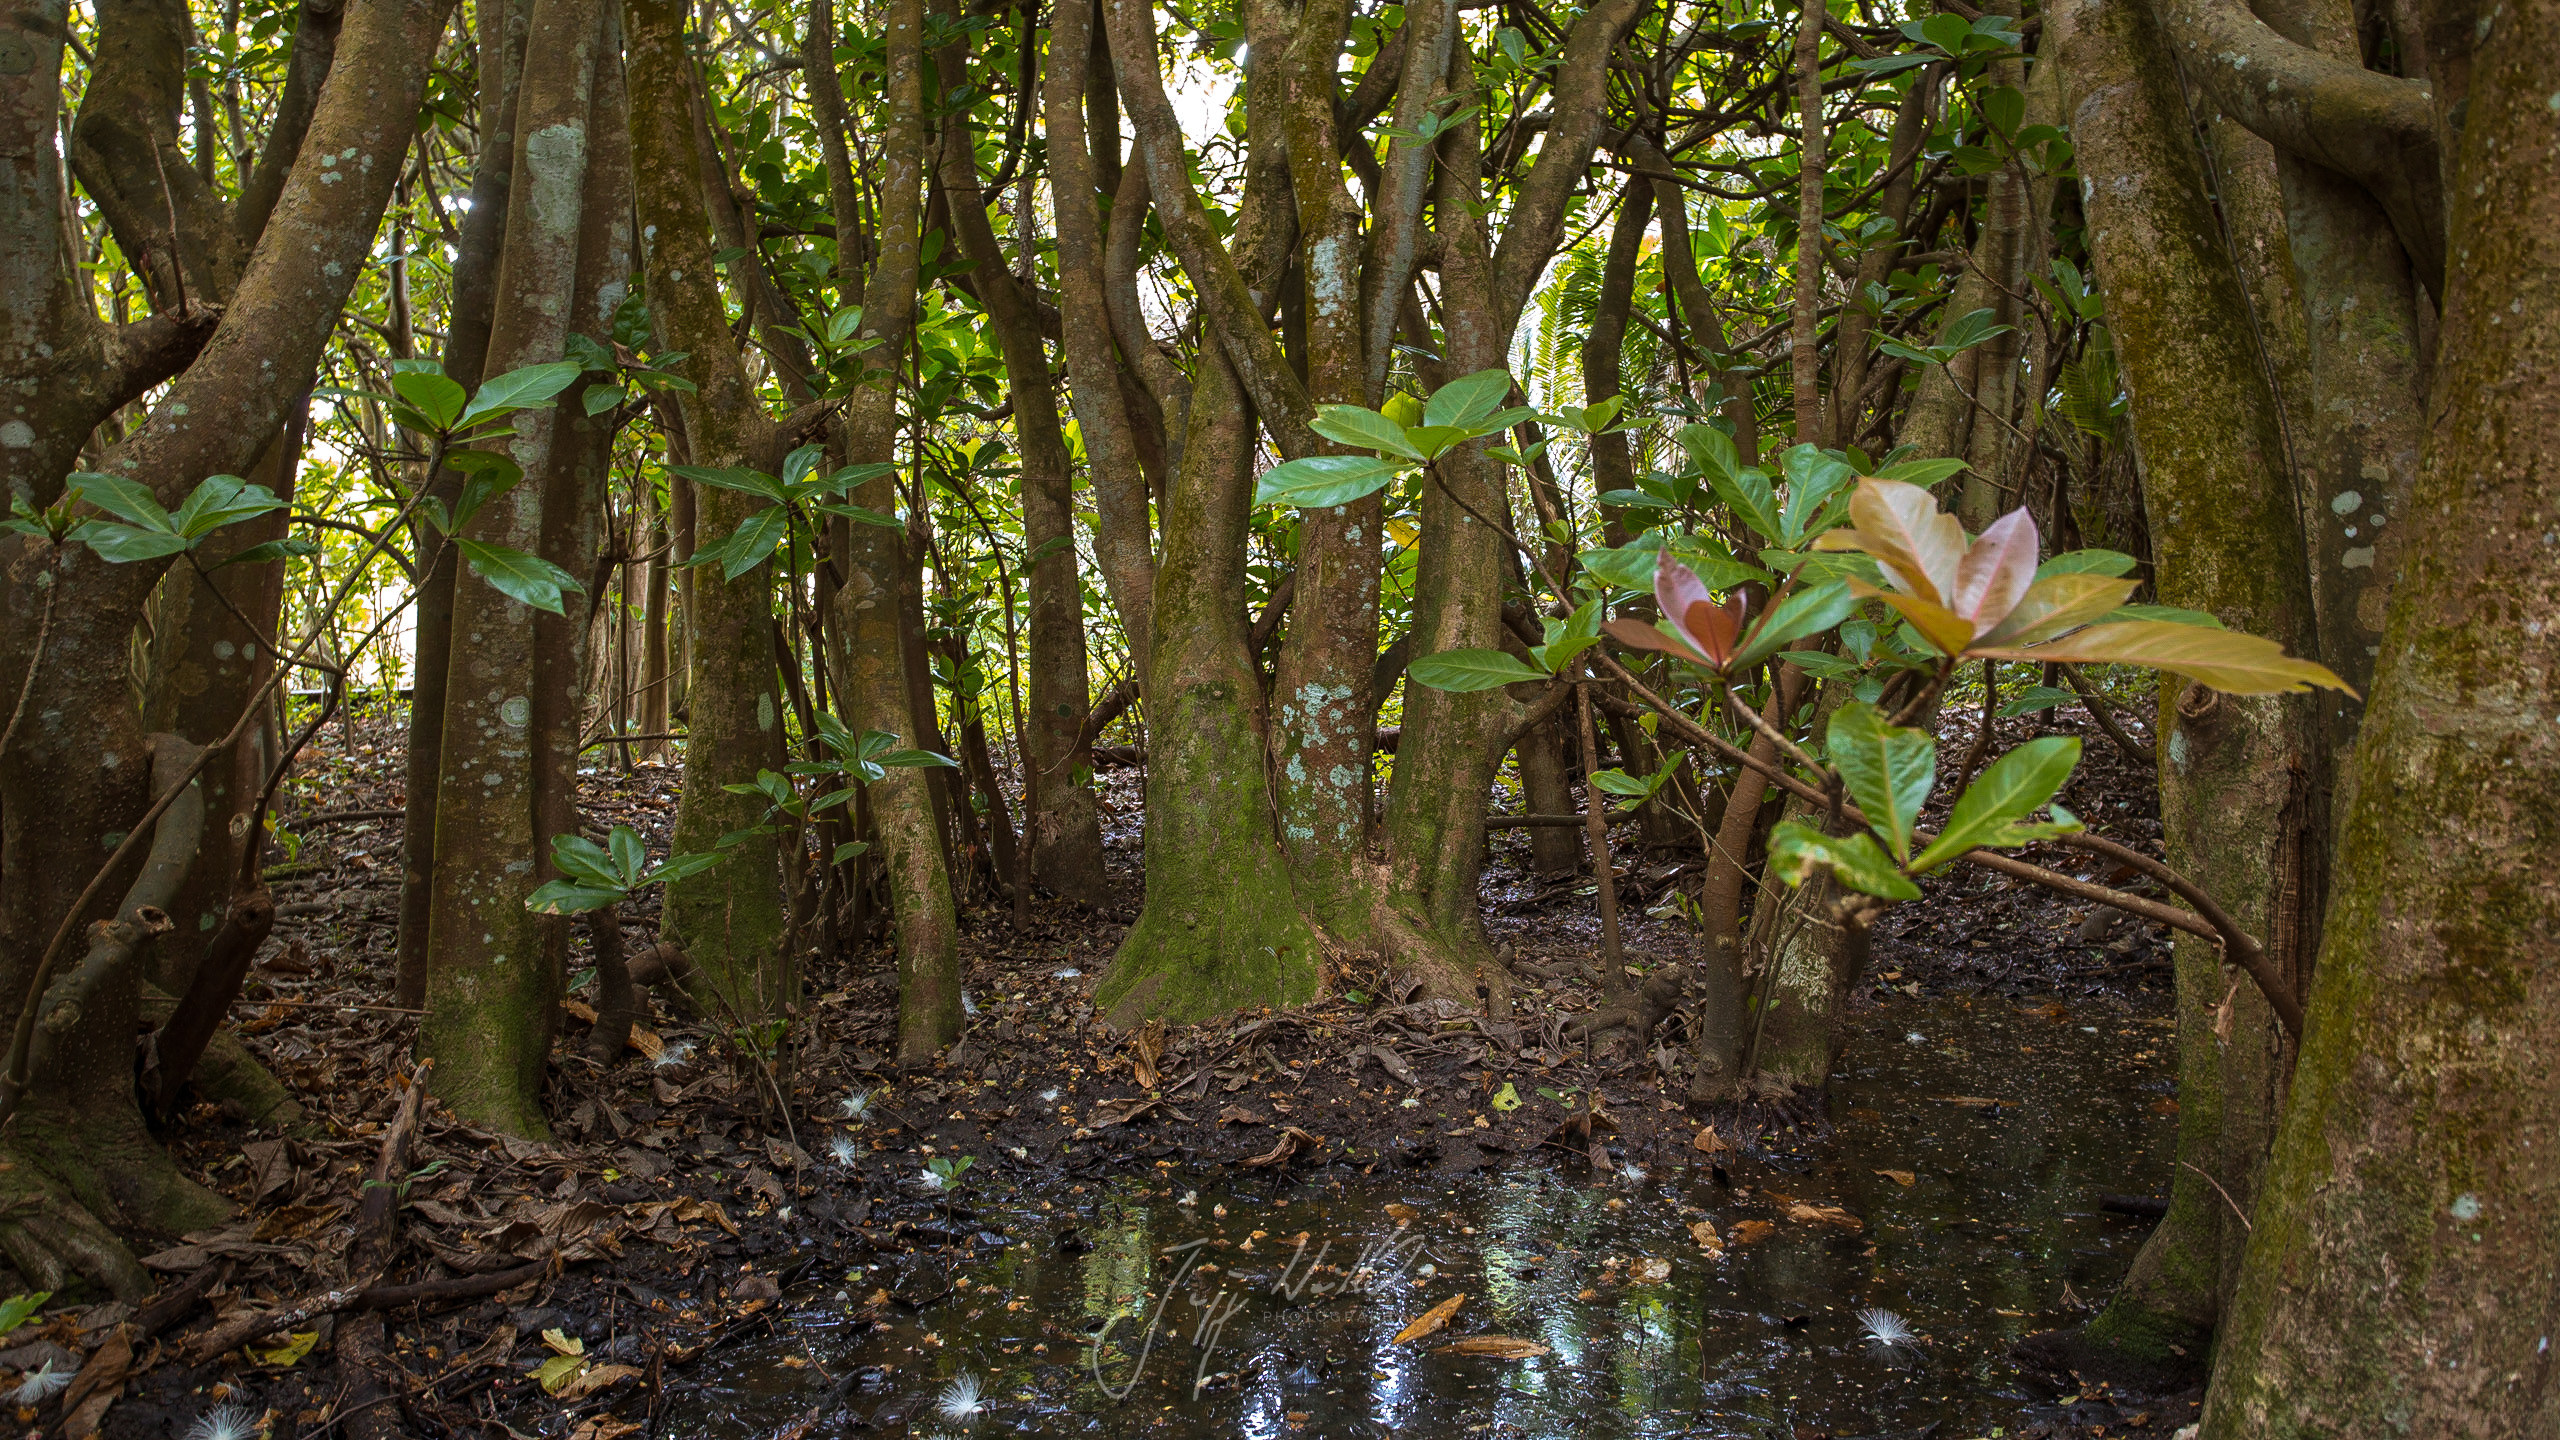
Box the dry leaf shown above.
[557,1363,642,1400]
[1628,1257,1671,1284]
[1692,1126,1732,1154]
[561,999,601,1024]
[1689,1220,1724,1256]
[1437,1336,1550,1359]
[1392,1294,1466,1344]
[1783,1202,1864,1231]
[1215,1106,1267,1127]
[1874,1169,1916,1187]
[1385,1203,1419,1225]
[1728,1220,1776,1246]
[568,1418,643,1440]
[1243,1126,1323,1168]
[626,1026,665,1060]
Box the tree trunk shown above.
[2046,0,2328,1376]
[2195,4,2557,1429]
[813,0,961,1061]
[627,0,790,1024]
[416,0,611,1137]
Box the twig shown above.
[0,578,54,763]
[2181,1160,2253,1231]
[2061,664,2157,766]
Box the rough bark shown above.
[932,28,1108,904]
[2050,0,2327,1374]
[814,0,961,1061]
[417,0,609,1137]
[627,0,791,1024]
[2198,3,2559,1424]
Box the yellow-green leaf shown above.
[1490,1082,1522,1112]
[251,1330,320,1367]
[1977,620,2355,695]
[534,1353,591,1396]
[1975,573,2140,648]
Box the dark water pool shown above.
[657,996,2175,1438]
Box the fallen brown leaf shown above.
[1385,1203,1419,1225]
[1692,1126,1732,1154]
[1393,1294,1465,1344]
[1689,1220,1724,1256]
[1628,1257,1671,1284]
[1728,1220,1776,1246]
[1874,1169,1916,1187]
[1783,1202,1864,1231]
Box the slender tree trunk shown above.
[417,0,608,1137]
[813,0,961,1061]
[399,0,527,1005]
[2199,8,2558,1426]
[932,42,1109,904]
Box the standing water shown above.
[654,996,2174,1438]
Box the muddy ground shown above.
[2,690,2195,1440]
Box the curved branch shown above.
[2145,0,2442,289]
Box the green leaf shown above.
[170,474,288,539]
[74,521,193,562]
[1871,458,1969,489]
[701,507,790,580]
[874,748,958,768]
[458,539,584,615]
[832,841,872,865]
[1704,462,1783,543]
[1421,368,1514,430]
[2036,548,2139,579]
[392,370,468,431]
[1777,445,1855,543]
[1731,579,1858,673]
[1309,404,1423,460]
[459,360,584,429]
[1254,454,1403,510]
[1407,648,1550,691]
[1596,489,1676,511]
[608,825,646,884]
[1401,424,1473,459]
[816,502,904,528]
[582,383,626,415]
[1911,736,2083,872]
[667,464,786,502]
[1768,820,1921,901]
[1676,424,1740,484]
[1826,700,1937,863]
[551,833,624,888]
[67,471,172,532]
[1999,685,2079,716]
[0,1292,50,1338]
[639,850,727,888]
[527,881,626,915]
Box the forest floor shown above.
[7,693,2200,1440]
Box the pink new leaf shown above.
[1950,509,2039,631]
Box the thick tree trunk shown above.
[2196,9,2559,1431]
[1097,350,1322,1026]
[2047,0,2327,1375]
[627,0,791,1023]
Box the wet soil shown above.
[5,693,2190,1440]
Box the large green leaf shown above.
[458,360,584,429]
[1977,620,2349,694]
[1768,820,1921,901]
[1407,648,1549,692]
[1730,579,1858,673]
[1254,454,1402,509]
[668,464,785,503]
[1777,445,1855,543]
[170,475,287,539]
[551,833,625,888]
[73,521,193,562]
[392,370,467,431]
[1422,368,1514,430]
[1675,423,1739,483]
[67,472,172,531]
[526,881,625,915]
[2034,548,2138,579]
[1911,735,2083,872]
[701,507,790,579]
[1826,701,1937,862]
[1309,404,1422,460]
[457,539,584,614]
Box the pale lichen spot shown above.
[0,420,33,449]
[2341,547,2375,569]
[2330,490,2363,515]
[500,694,531,728]
[758,692,776,731]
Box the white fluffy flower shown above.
[652,1038,695,1069]
[934,1371,987,1423]
[1039,1088,1060,1104]
[838,1088,875,1122]
[1858,1307,1917,1350]
[917,1166,947,1193]
[12,1361,71,1407]
[183,1403,264,1440]
[960,991,979,1018]
[828,1135,861,1167]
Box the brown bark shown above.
[2199,0,2560,1422]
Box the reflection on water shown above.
[661,997,2174,1438]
